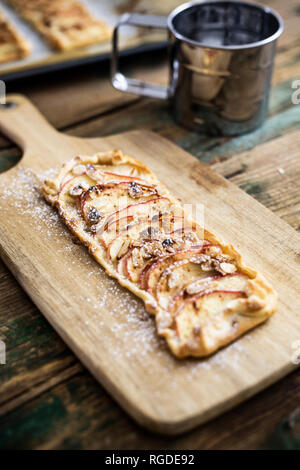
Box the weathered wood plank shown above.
[0,6,299,152]
[3,93,299,434]
[0,332,299,450]
[0,261,78,410]
[0,88,300,419]
[0,148,20,173]
[0,53,168,148]
[2,70,299,174]
[0,117,300,449]
[212,129,300,231]
[58,76,300,166]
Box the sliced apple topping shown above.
[139,263,153,290]
[167,273,248,316]
[71,162,150,184]
[58,174,95,203]
[64,167,148,195]
[156,261,212,310]
[172,291,245,345]
[116,233,198,283]
[72,164,87,175]
[87,162,156,184]
[143,239,244,313]
[100,170,145,182]
[116,248,132,276]
[103,197,182,234]
[105,215,184,256]
[189,245,237,275]
[129,225,203,257]
[100,215,135,247]
[146,248,209,297]
[97,199,180,250]
[79,182,161,225]
[185,273,247,296]
[109,237,131,263]
[118,240,161,282]
[111,216,208,286]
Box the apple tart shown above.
[0,10,31,64]
[43,150,277,358]
[6,0,111,51]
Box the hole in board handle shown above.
[0,101,18,110]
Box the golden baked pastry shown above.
[6,0,111,51]
[43,150,277,358]
[0,9,31,64]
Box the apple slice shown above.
[58,174,95,204]
[90,162,156,184]
[125,241,162,282]
[116,215,185,241]
[59,166,149,197]
[125,252,140,282]
[116,245,156,283]
[145,247,211,297]
[167,273,248,314]
[114,224,206,281]
[139,217,197,290]
[69,160,152,183]
[155,261,211,310]
[96,197,179,248]
[99,215,135,248]
[108,237,131,263]
[99,170,145,182]
[139,263,153,290]
[80,181,160,224]
[117,248,133,276]
[174,290,245,343]
[104,197,181,230]
[106,215,185,260]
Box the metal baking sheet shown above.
[0,0,181,80]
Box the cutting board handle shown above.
[0,94,66,155]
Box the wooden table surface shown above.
[0,0,300,450]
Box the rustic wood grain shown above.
[0,0,299,152]
[1,254,300,450]
[212,129,300,231]
[0,126,299,447]
[0,86,299,448]
[0,352,296,450]
[0,51,168,147]
[0,95,299,435]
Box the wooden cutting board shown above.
[0,94,300,435]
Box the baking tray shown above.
[0,0,181,81]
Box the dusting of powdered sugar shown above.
[0,165,62,238]
[0,165,251,387]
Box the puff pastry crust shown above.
[6,0,111,50]
[42,150,277,358]
[0,10,31,64]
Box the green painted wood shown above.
[175,78,300,162]
[264,408,300,450]
[0,262,76,410]
[0,150,21,174]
